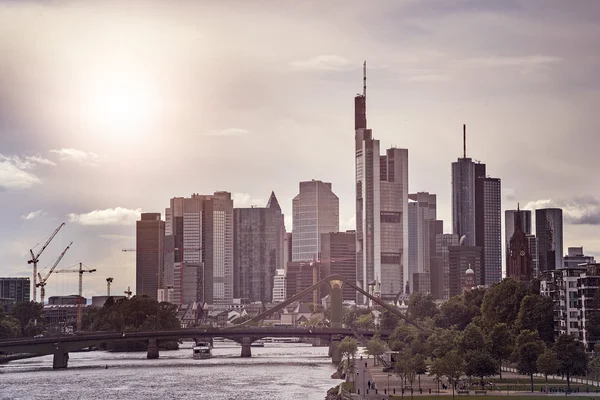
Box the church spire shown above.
[515,203,523,232]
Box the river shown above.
[0,342,342,400]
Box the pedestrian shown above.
[368,380,371,388]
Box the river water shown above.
[0,342,342,400]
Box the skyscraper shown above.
[136,213,165,300]
[0,277,30,303]
[451,125,501,286]
[233,191,285,303]
[164,192,234,306]
[448,244,482,298]
[408,192,436,292]
[355,63,408,300]
[432,233,459,300]
[564,247,595,268]
[320,231,357,301]
[536,208,564,272]
[291,180,339,262]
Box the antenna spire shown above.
[363,61,366,97]
[463,124,466,158]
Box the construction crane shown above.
[36,241,73,304]
[28,222,66,302]
[124,286,132,299]
[106,277,113,296]
[55,263,96,331]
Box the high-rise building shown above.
[136,213,165,300]
[272,269,286,303]
[355,63,408,301]
[286,261,315,303]
[0,277,30,303]
[536,208,564,272]
[448,244,482,298]
[292,180,339,262]
[320,231,357,301]
[564,247,596,268]
[432,233,460,300]
[408,192,436,292]
[505,209,532,248]
[527,234,539,277]
[164,192,234,306]
[233,191,285,303]
[506,209,533,281]
[451,125,501,286]
[283,232,292,271]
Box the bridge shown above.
[0,274,418,369]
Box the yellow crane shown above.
[36,241,73,304]
[55,263,96,331]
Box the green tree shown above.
[588,356,600,387]
[516,339,545,392]
[431,350,465,400]
[555,333,588,390]
[389,322,419,352]
[427,328,459,359]
[537,348,559,393]
[10,301,44,337]
[338,336,358,368]
[379,310,400,331]
[457,323,485,353]
[407,292,438,321]
[413,353,428,390]
[464,350,498,390]
[481,278,529,328]
[516,294,554,344]
[435,295,477,330]
[394,349,417,390]
[486,323,514,379]
[354,313,375,330]
[0,306,20,339]
[365,333,386,366]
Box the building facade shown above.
[432,233,460,300]
[164,192,234,306]
[233,192,285,303]
[286,261,315,303]
[0,277,30,303]
[505,209,532,251]
[320,231,357,301]
[536,208,564,273]
[448,245,482,298]
[355,67,408,301]
[292,180,339,262]
[506,210,533,281]
[136,213,165,300]
[564,247,596,268]
[408,192,436,293]
[272,269,286,303]
[452,156,476,246]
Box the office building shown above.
[0,277,30,303]
[272,269,286,303]
[355,64,408,301]
[408,192,436,292]
[164,192,234,306]
[286,261,316,303]
[527,235,539,277]
[536,208,564,272]
[451,126,501,286]
[283,232,292,271]
[431,233,460,300]
[506,210,533,282]
[448,244,482,298]
[234,191,285,303]
[413,272,431,294]
[320,231,357,301]
[136,213,165,300]
[564,247,596,268]
[292,180,339,262]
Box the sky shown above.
[1,0,600,299]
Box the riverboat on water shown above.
[250,340,265,347]
[192,341,212,359]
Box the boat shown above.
[192,341,212,359]
[251,340,265,347]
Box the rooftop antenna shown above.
[363,61,367,97]
[463,124,467,158]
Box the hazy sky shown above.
[1,0,600,298]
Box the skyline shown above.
[2,0,600,298]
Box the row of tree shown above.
[0,302,44,338]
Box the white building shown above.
[272,269,286,303]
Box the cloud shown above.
[0,157,41,190]
[289,55,354,71]
[26,155,56,167]
[21,210,47,220]
[50,148,99,165]
[524,196,600,225]
[68,207,141,226]
[204,128,250,137]
[232,192,266,207]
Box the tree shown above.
[555,333,588,390]
[457,323,485,353]
[338,337,358,368]
[389,322,419,352]
[588,356,600,387]
[10,301,44,337]
[413,353,427,390]
[407,292,438,321]
[0,306,20,339]
[464,350,498,390]
[365,333,386,366]
[481,278,529,328]
[537,348,559,393]
[486,323,514,379]
[432,350,465,400]
[394,349,417,390]
[516,294,554,344]
[427,328,459,359]
[516,339,545,392]
[379,310,400,331]
[435,295,476,330]
[354,313,375,330]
